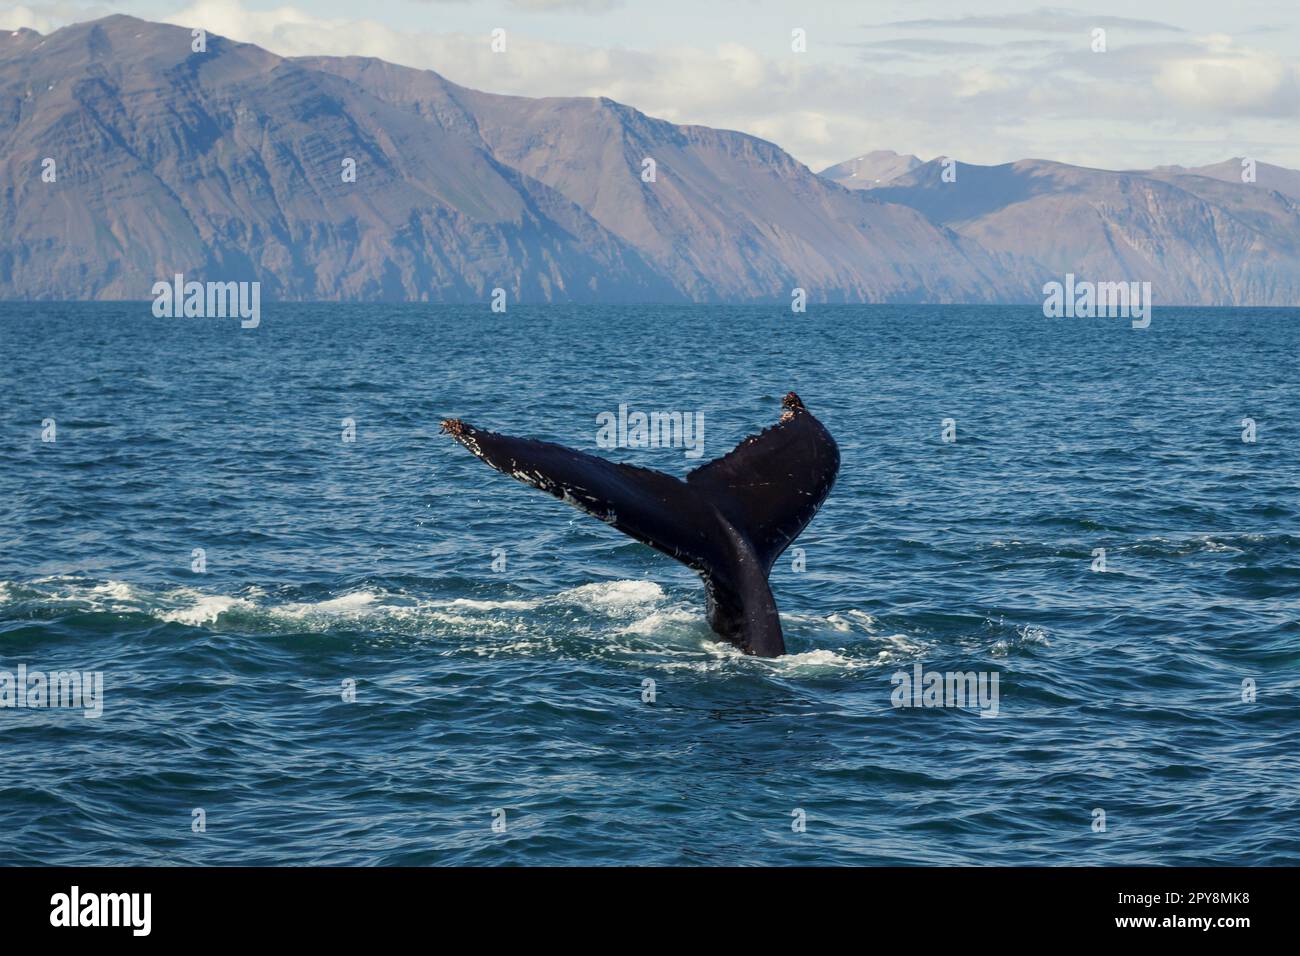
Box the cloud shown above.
[407,0,621,10]
[2,0,1296,172]
[147,2,1300,167]
[1153,43,1300,117]
[0,1,112,32]
[507,0,621,10]
[847,38,994,55]
[879,7,1185,34]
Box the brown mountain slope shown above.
[301,55,1029,303]
[0,15,674,301]
[818,150,923,190]
[870,158,1300,305]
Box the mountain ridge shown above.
[866,157,1300,307]
[1,15,1297,306]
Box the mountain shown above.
[818,150,922,190]
[1146,158,1300,202]
[2,15,1298,306]
[0,15,1023,304]
[0,16,674,302]
[868,158,1300,306]
[297,57,1024,303]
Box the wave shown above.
[558,579,666,609]
[987,531,1298,560]
[158,594,253,625]
[0,574,1034,676]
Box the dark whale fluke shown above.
[440,392,839,657]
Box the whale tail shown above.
[440,393,839,657]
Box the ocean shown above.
[1,302,1296,865]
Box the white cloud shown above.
[505,0,621,10]
[879,8,1185,34]
[0,1,111,32]
[2,0,1297,171]
[1154,43,1299,116]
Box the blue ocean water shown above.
[0,302,1297,866]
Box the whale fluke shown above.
[440,392,839,656]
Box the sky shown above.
[3,0,1298,172]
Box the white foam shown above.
[618,607,701,635]
[28,578,145,611]
[773,648,864,672]
[89,580,138,601]
[159,595,252,625]
[1019,624,1050,645]
[31,574,78,585]
[701,639,748,660]
[658,640,872,675]
[862,631,932,664]
[4,575,887,678]
[1197,536,1245,553]
[472,633,559,656]
[558,580,665,610]
[441,597,538,611]
[423,610,519,631]
[795,609,878,633]
[275,591,380,618]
